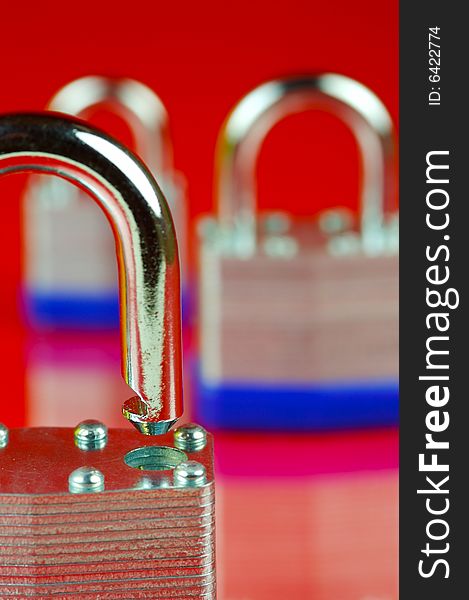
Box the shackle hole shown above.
[124,446,187,471]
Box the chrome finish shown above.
[50,76,173,176]
[174,461,207,487]
[0,424,8,449]
[0,113,183,433]
[74,419,108,450]
[174,423,207,452]
[69,466,105,493]
[0,427,214,493]
[216,73,395,254]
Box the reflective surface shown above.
[0,426,213,494]
[217,468,397,599]
[215,428,398,599]
[0,113,183,433]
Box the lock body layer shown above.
[0,427,216,598]
[196,217,398,430]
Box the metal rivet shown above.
[174,461,207,487]
[174,423,207,452]
[319,208,354,235]
[69,467,105,494]
[0,423,8,449]
[262,212,291,235]
[74,420,108,450]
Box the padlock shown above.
[0,114,215,598]
[22,76,188,329]
[195,73,398,430]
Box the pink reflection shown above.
[215,428,398,600]
[25,332,133,428]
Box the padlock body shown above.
[0,427,216,598]
[196,217,398,430]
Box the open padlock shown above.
[0,114,215,597]
[195,73,398,430]
[23,76,188,329]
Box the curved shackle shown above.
[216,74,396,254]
[0,113,183,435]
[49,76,173,177]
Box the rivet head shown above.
[174,423,207,452]
[0,423,8,449]
[74,420,108,450]
[69,467,105,494]
[174,461,207,487]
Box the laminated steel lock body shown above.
[0,114,215,598]
[196,74,398,430]
[0,426,216,598]
[23,77,188,329]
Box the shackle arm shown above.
[49,76,173,177]
[0,113,183,434]
[216,74,395,253]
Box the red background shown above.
[0,0,398,420]
[0,5,398,596]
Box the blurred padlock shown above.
[22,76,188,329]
[195,73,398,430]
[0,114,215,598]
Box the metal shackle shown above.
[49,75,173,177]
[216,73,396,254]
[0,113,183,435]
